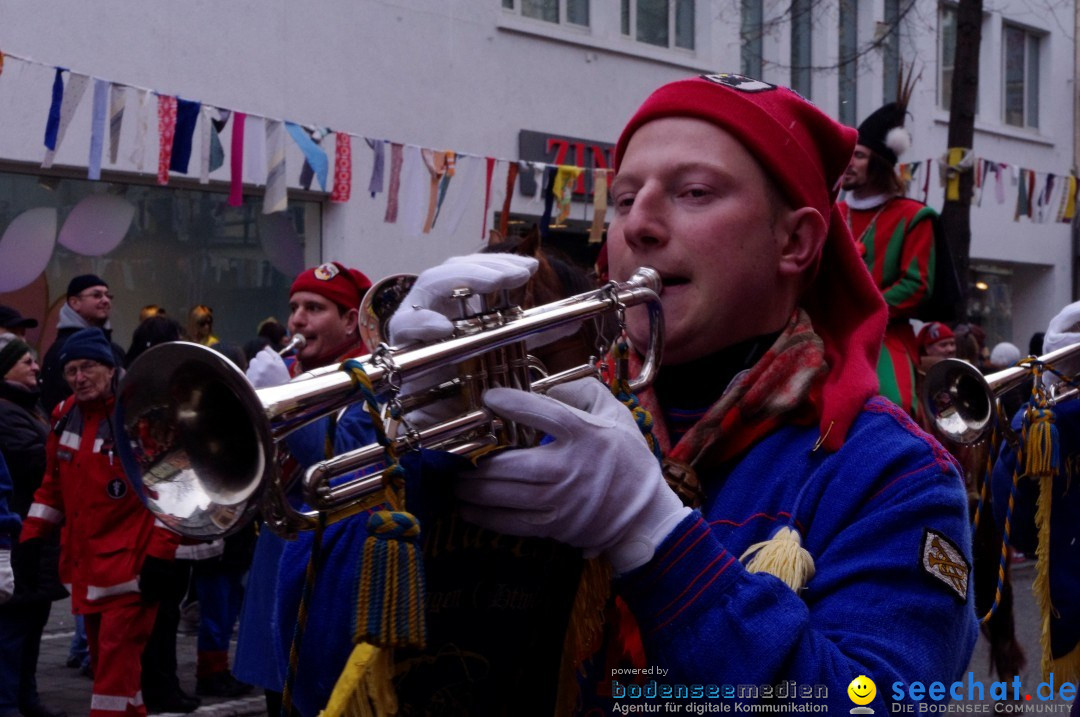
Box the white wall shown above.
[0,0,1073,346]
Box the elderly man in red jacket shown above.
[20,328,179,717]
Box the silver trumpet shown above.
[277,332,307,356]
[922,342,1080,445]
[115,267,664,539]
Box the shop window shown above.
[967,265,1012,353]
[505,0,590,27]
[621,0,695,50]
[0,170,319,357]
[1003,23,1041,128]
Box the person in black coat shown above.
[0,336,68,717]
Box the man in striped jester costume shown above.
[838,101,939,419]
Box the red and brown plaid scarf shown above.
[634,309,828,504]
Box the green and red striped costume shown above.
[838,197,937,416]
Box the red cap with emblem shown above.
[290,262,372,311]
[614,74,887,451]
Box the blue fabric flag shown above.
[44,68,65,150]
[286,122,328,191]
[170,98,202,174]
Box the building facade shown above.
[0,0,1073,354]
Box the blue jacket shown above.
[232,403,377,711]
[604,398,978,713]
[0,453,20,549]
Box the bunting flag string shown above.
[4,49,1079,233]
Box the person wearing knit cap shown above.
[0,305,39,340]
[20,326,181,717]
[838,98,940,419]
[989,301,1080,708]
[0,335,69,717]
[368,74,976,715]
[234,261,378,717]
[919,321,957,358]
[39,274,125,414]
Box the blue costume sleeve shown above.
[617,404,978,713]
[0,452,22,549]
[273,404,382,717]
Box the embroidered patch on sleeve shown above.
[920,528,970,602]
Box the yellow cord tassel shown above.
[554,558,612,716]
[740,527,816,592]
[320,643,397,717]
[1024,408,1059,480]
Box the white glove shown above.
[246,345,291,389]
[0,549,13,604]
[457,377,692,575]
[386,254,539,427]
[387,253,539,345]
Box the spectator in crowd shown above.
[989,342,1021,371]
[186,306,219,347]
[138,305,166,324]
[20,328,180,717]
[125,315,183,369]
[40,275,125,413]
[257,318,288,352]
[0,306,38,341]
[919,321,957,359]
[1028,331,1045,358]
[0,336,68,717]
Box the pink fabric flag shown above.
[331,133,352,203]
[157,95,178,185]
[229,112,246,207]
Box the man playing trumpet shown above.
[381,75,977,714]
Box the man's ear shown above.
[776,207,827,279]
[66,296,79,310]
[344,306,360,335]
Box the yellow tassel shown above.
[1024,409,1059,480]
[740,527,815,592]
[554,558,612,717]
[1033,474,1058,681]
[320,643,398,717]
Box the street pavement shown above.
[36,597,264,716]
[29,558,1069,715]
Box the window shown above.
[504,0,590,27]
[938,4,956,109]
[620,0,695,50]
[790,0,812,97]
[740,0,763,78]
[1003,24,1040,128]
[0,170,318,353]
[838,0,858,125]
[882,0,900,102]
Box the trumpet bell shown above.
[921,358,996,444]
[115,342,273,539]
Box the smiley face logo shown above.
[848,675,877,706]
